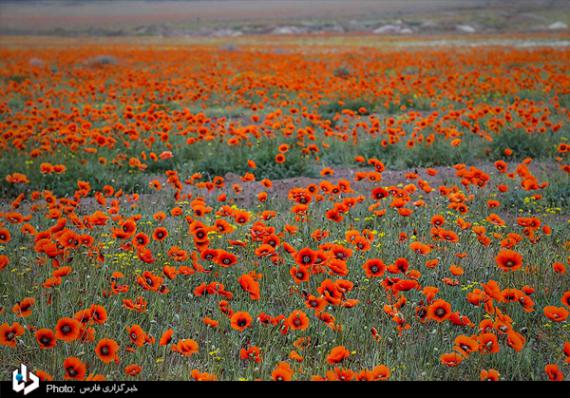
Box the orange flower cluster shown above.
[0,41,568,381]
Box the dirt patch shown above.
[135,160,562,209]
[1,160,564,220]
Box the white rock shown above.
[549,21,568,30]
[271,26,305,35]
[456,24,476,33]
[211,29,242,37]
[373,24,405,34]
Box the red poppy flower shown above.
[286,310,309,331]
[230,311,252,332]
[55,317,82,342]
[95,338,120,364]
[35,328,56,349]
[496,249,523,272]
[326,345,350,364]
[63,357,87,380]
[0,322,25,347]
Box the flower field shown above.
[0,36,569,381]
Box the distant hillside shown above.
[0,0,568,36]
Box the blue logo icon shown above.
[12,365,40,395]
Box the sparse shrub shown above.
[83,55,119,67]
[333,66,351,79]
[490,129,557,160]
